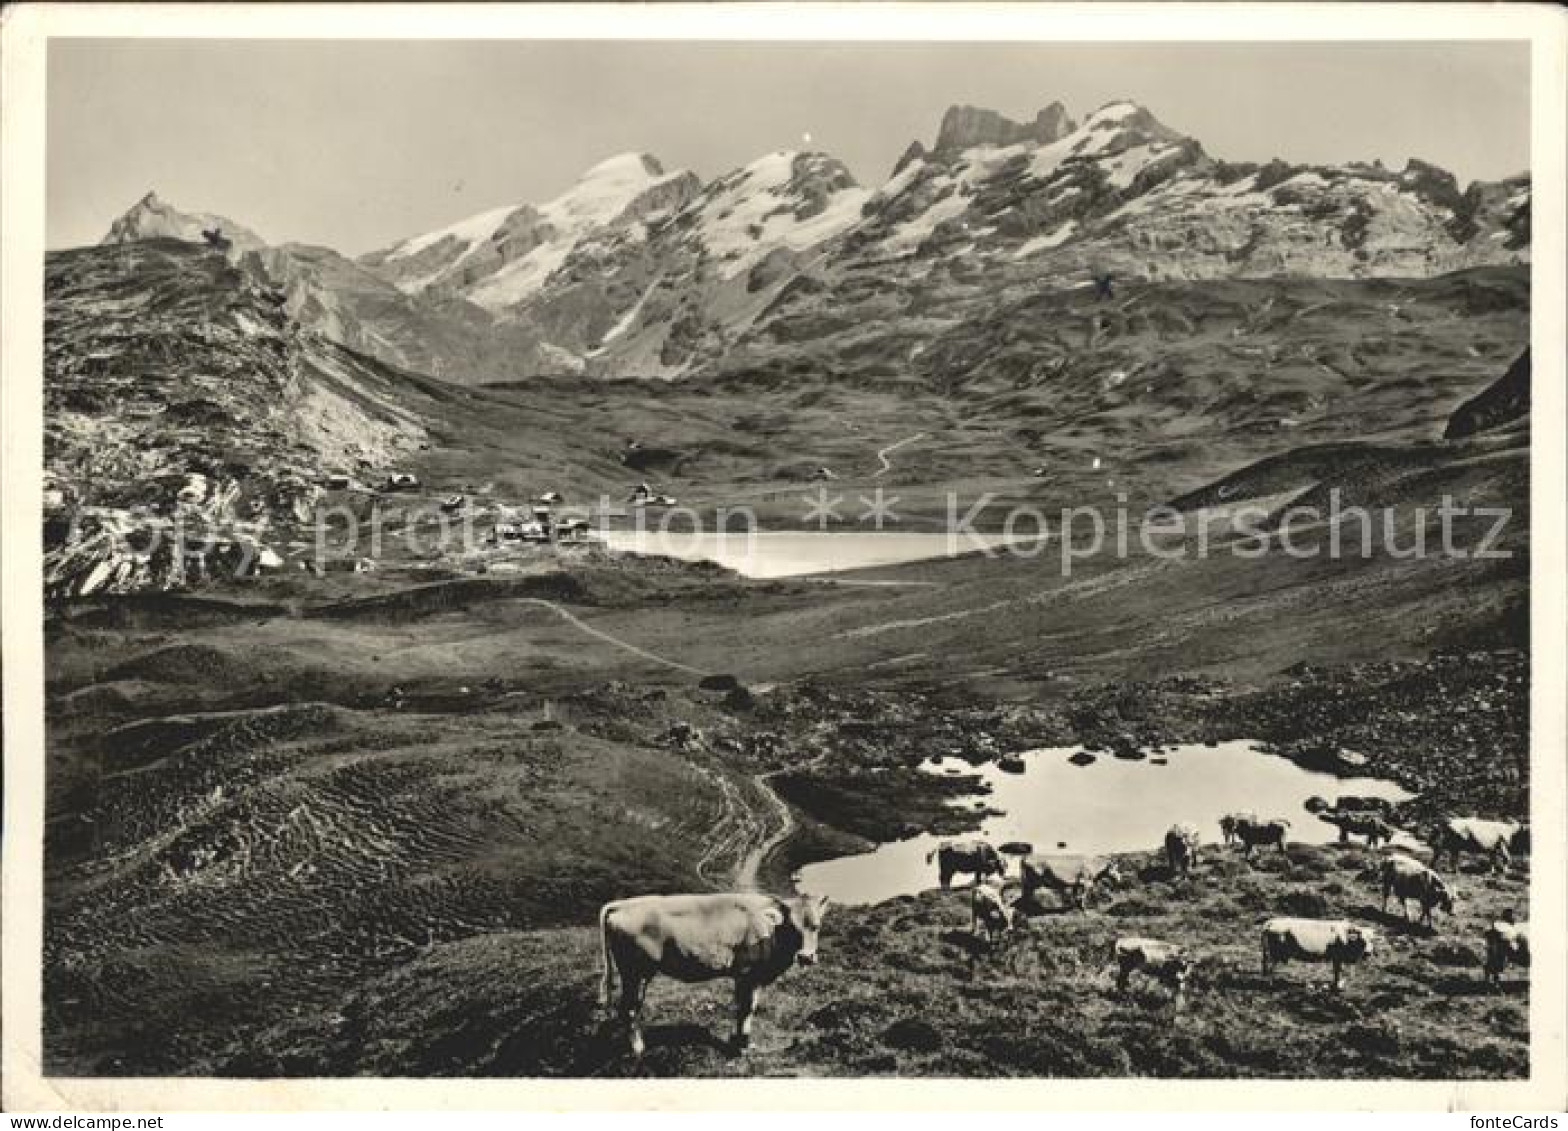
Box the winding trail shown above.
[734,769,796,890]
[514,598,709,677]
[873,432,927,478]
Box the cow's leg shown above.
[732,980,759,1052]
[1331,959,1344,992]
[619,973,648,1057]
[1116,963,1131,993]
[1261,938,1272,977]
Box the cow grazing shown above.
[1219,812,1257,846]
[971,880,1015,943]
[927,839,1007,888]
[1163,823,1202,876]
[599,892,830,1055]
[1114,937,1191,1005]
[1261,917,1376,990]
[1020,854,1122,910]
[1435,817,1524,872]
[1379,854,1454,929]
[1319,809,1395,847]
[1483,919,1529,988]
[1231,816,1290,859]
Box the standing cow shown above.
[599,892,831,1055]
[1163,823,1202,877]
[927,839,1007,888]
[1113,937,1191,1006]
[1434,817,1527,872]
[1260,917,1376,991]
[1219,812,1258,846]
[1231,816,1291,860]
[1483,918,1529,988]
[1379,854,1454,929]
[971,880,1015,944]
[1319,810,1395,847]
[1020,854,1122,910]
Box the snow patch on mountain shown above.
[385,202,519,264]
[689,151,870,279]
[1013,221,1077,258]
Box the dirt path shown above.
[873,432,927,478]
[734,769,796,890]
[514,598,709,676]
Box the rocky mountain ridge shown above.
[96,97,1531,385]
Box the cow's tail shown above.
[599,902,617,1010]
[925,846,939,865]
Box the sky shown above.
[47,39,1530,254]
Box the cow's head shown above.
[1509,823,1531,855]
[789,893,831,966]
[1432,879,1455,914]
[1346,926,1377,959]
[983,844,1007,876]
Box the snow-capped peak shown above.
[363,152,701,309]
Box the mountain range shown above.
[98,98,1531,384]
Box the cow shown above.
[1163,823,1202,877]
[927,839,1007,889]
[1260,917,1377,991]
[599,892,830,1056]
[1020,854,1122,911]
[1483,918,1529,988]
[971,880,1015,943]
[1219,811,1257,846]
[1434,817,1525,872]
[1379,853,1454,929]
[1231,816,1290,859]
[1113,937,1191,1005]
[1319,809,1395,847]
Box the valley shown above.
[39,93,1533,1081]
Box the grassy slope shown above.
[221,845,1530,1079]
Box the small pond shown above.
[793,740,1417,905]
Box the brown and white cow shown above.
[1163,823,1202,877]
[1020,854,1122,910]
[599,891,830,1055]
[1232,817,1291,859]
[1261,917,1376,991]
[971,880,1015,943]
[927,839,1007,888]
[1319,809,1395,847]
[1114,937,1191,1005]
[1483,919,1529,988]
[1435,817,1527,872]
[1379,853,1454,929]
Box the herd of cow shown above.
[595,813,1529,1057]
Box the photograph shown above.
[2,3,1564,1112]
